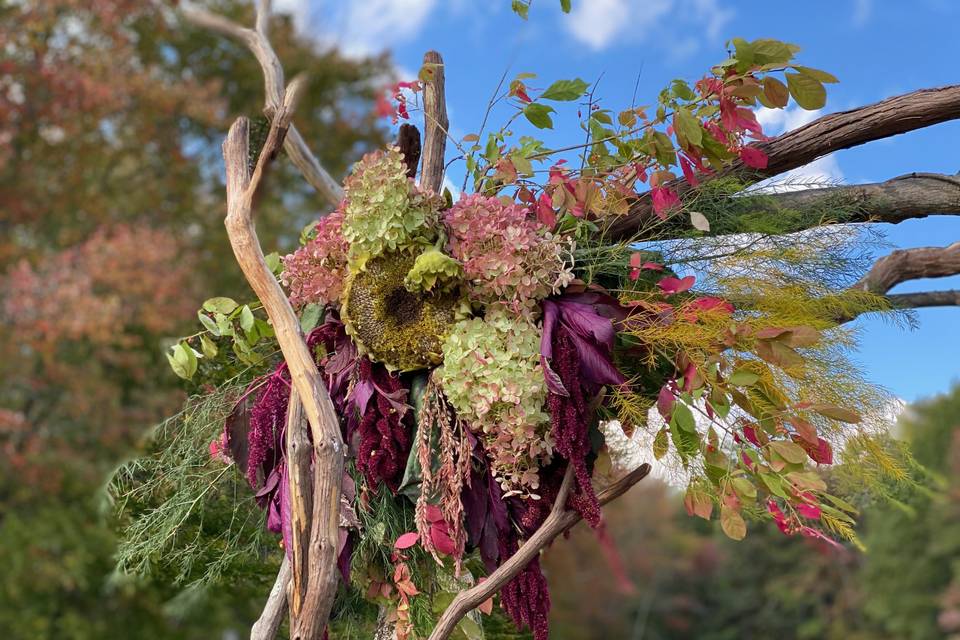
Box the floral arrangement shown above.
[120,37,907,640]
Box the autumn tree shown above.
[100,2,960,640]
[0,0,390,634]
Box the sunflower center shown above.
[385,286,423,327]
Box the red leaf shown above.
[536,193,556,228]
[796,503,822,520]
[657,275,695,295]
[651,186,680,218]
[679,155,699,187]
[657,385,675,419]
[394,532,420,550]
[689,296,734,315]
[739,145,768,169]
[642,261,664,271]
[424,504,444,523]
[430,524,457,556]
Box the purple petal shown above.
[567,330,627,387]
[558,301,616,349]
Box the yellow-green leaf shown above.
[786,72,826,110]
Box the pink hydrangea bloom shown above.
[443,194,573,315]
[280,208,349,307]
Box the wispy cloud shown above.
[272,0,439,58]
[564,0,734,59]
[852,0,873,27]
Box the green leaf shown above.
[720,505,747,540]
[770,440,808,465]
[751,39,795,65]
[653,428,669,460]
[731,477,757,501]
[760,472,790,499]
[202,296,238,315]
[809,403,862,424]
[239,305,255,332]
[197,311,220,337]
[166,342,198,380]
[762,76,789,108]
[674,107,702,146]
[511,0,529,19]
[199,334,218,359]
[523,103,555,129]
[672,403,697,433]
[264,252,283,275]
[671,79,696,101]
[728,369,760,386]
[785,72,826,110]
[560,0,572,12]
[793,65,839,83]
[299,303,323,333]
[540,78,589,101]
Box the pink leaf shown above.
[642,261,665,271]
[739,145,768,169]
[536,193,556,228]
[679,155,699,187]
[651,186,680,219]
[657,275,695,295]
[430,524,457,556]
[796,503,822,520]
[394,532,420,550]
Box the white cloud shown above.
[271,0,439,57]
[852,0,873,27]
[564,0,733,58]
[753,105,844,191]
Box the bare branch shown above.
[887,289,960,310]
[765,172,960,225]
[181,1,345,206]
[605,85,960,240]
[420,50,448,193]
[286,388,312,619]
[250,556,291,640]
[222,86,345,639]
[427,463,652,640]
[853,242,960,294]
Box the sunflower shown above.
[341,250,468,372]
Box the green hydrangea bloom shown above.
[404,248,463,294]
[436,305,553,495]
[341,147,440,262]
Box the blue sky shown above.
[277,0,959,401]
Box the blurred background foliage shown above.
[1,1,958,638]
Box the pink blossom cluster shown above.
[443,194,572,316]
[280,209,349,307]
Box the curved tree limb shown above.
[250,555,291,640]
[427,463,652,640]
[181,0,345,206]
[764,172,960,226]
[605,85,960,240]
[886,290,960,310]
[222,78,345,640]
[853,241,960,294]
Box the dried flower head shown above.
[341,146,441,262]
[281,208,349,307]
[436,305,553,494]
[444,194,574,316]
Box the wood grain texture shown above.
[222,87,345,640]
[420,50,448,194]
